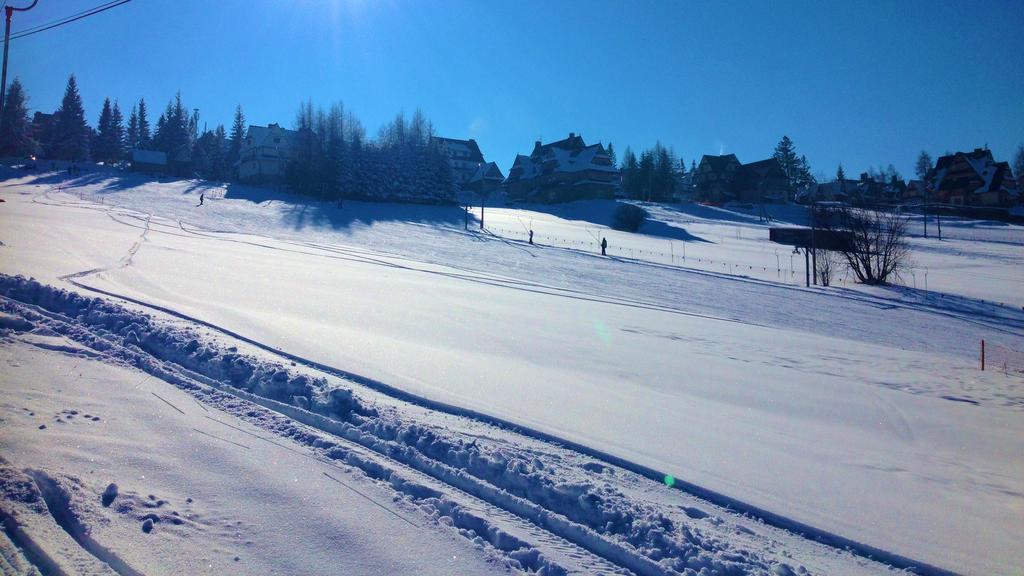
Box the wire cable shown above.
[1,0,131,44]
[7,0,123,37]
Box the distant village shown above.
[4,76,1023,214]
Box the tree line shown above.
[616,135,818,202]
[0,75,456,202]
[284,103,454,203]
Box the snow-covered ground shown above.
[2,169,1023,575]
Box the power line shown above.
[0,0,131,44]
[7,0,124,37]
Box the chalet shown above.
[693,154,787,204]
[462,161,505,196]
[432,137,488,188]
[504,133,619,203]
[734,158,788,203]
[930,148,1019,207]
[237,123,298,184]
[693,154,740,203]
[129,149,167,174]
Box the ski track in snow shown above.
[0,276,917,576]
[2,193,950,576]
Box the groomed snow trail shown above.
[4,172,1019,569]
[0,277,902,576]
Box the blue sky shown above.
[7,0,1023,179]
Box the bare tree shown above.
[834,207,911,285]
[814,249,842,286]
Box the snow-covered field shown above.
[2,169,1023,575]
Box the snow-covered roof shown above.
[545,144,618,174]
[433,137,485,163]
[131,149,167,165]
[245,123,298,149]
[468,161,504,182]
[505,133,618,185]
[932,148,1018,197]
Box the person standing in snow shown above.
[198,193,204,206]
[529,229,534,245]
[601,237,608,256]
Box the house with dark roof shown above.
[432,137,488,188]
[462,161,505,196]
[734,158,788,203]
[929,148,1019,207]
[238,123,299,184]
[693,154,787,203]
[504,133,619,203]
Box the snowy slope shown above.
[0,278,898,576]
[0,341,508,576]
[2,170,1023,574]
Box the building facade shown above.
[693,154,787,204]
[432,137,487,188]
[237,123,298,184]
[930,148,1019,207]
[504,133,619,203]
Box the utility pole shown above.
[478,162,485,230]
[0,1,39,117]
[810,195,817,285]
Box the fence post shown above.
[981,339,985,371]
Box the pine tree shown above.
[620,147,640,199]
[654,143,676,201]
[126,104,139,152]
[227,105,246,175]
[211,124,228,179]
[153,93,191,162]
[96,98,115,162]
[54,75,90,161]
[915,150,932,181]
[606,142,616,165]
[111,101,125,161]
[137,98,151,147]
[773,136,815,196]
[797,155,816,189]
[0,78,38,157]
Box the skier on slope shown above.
[529,229,534,245]
[198,193,204,206]
[601,237,608,256]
